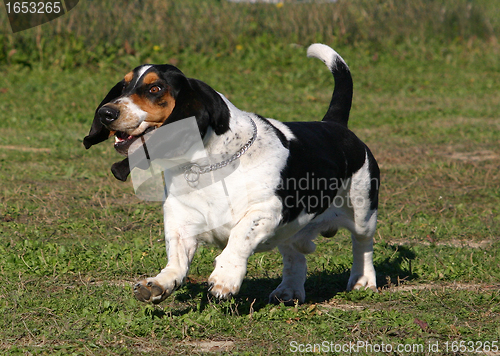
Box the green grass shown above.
[1,0,498,68]
[1,1,500,354]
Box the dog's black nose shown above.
[98,106,120,125]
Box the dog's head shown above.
[83,64,230,180]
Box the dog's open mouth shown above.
[113,127,156,156]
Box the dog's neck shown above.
[203,97,257,160]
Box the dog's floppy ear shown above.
[190,78,230,136]
[111,155,150,182]
[159,72,230,137]
[83,80,124,149]
[111,159,130,182]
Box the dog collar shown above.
[184,117,257,183]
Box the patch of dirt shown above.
[0,145,51,153]
[368,141,431,170]
[86,279,135,287]
[1,215,14,222]
[315,282,500,312]
[430,117,500,130]
[386,282,500,293]
[319,299,367,312]
[382,239,494,249]
[443,150,499,162]
[182,340,235,353]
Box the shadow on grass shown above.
[163,244,417,316]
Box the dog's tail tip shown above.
[307,43,348,72]
[307,43,353,127]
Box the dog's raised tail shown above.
[307,43,353,127]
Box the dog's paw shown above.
[347,275,378,292]
[269,284,305,306]
[207,274,243,299]
[207,264,246,299]
[134,279,176,304]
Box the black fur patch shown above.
[276,121,370,224]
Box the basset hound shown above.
[83,43,380,305]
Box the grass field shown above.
[1,1,500,355]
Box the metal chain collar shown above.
[184,117,258,183]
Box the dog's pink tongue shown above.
[114,135,134,144]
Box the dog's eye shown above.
[149,85,162,94]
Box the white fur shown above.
[135,65,152,85]
[307,43,349,71]
[113,97,149,134]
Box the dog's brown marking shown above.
[130,92,176,126]
[108,130,116,137]
[124,71,134,83]
[142,72,160,85]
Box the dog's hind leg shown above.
[268,243,307,305]
[346,226,377,292]
[345,155,379,292]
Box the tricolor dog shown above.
[83,44,380,304]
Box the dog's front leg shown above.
[134,216,198,304]
[208,209,279,299]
